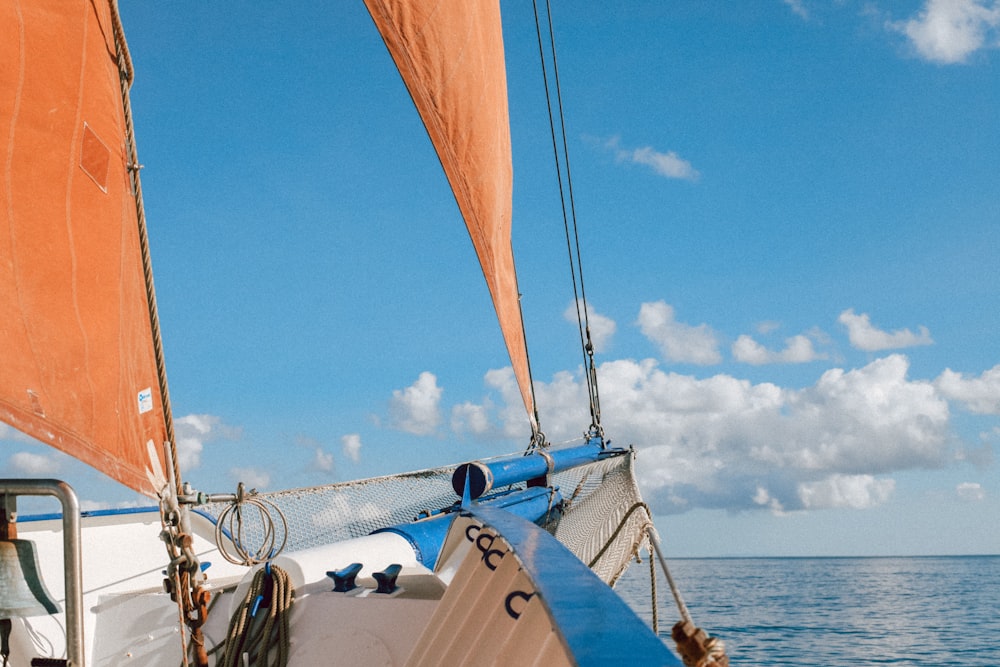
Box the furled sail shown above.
[364,0,538,433]
[0,0,168,497]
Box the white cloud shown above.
[732,333,826,365]
[756,321,782,335]
[956,481,986,501]
[8,451,60,475]
[783,355,949,471]
[532,369,592,439]
[174,414,242,471]
[230,467,270,490]
[638,301,722,365]
[311,447,334,472]
[294,435,335,473]
[484,367,534,438]
[341,433,362,463]
[451,401,494,437]
[753,485,786,513]
[389,372,443,436]
[891,0,1000,64]
[630,147,701,181]
[0,424,38,444]
[563,301,617,354]
[602,137,700,181]
[486,353,952,514]
[798,474,896,509]
[450,368,555,441]
[838,309,933,351]
[935,364,1000,414]
[784,0,809,20]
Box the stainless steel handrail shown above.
[0,479,84,667]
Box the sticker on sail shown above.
[138,388,154,414]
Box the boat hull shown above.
[13,493,680,666]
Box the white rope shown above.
[648,525,692,626]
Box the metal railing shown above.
[0,479,84,666]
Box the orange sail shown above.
[364,0,538,433]
[0,0,168,497]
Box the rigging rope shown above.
[648,527,730,667]
[531,0,603,436]
[647,526,692,626]
[526,7,726,663]
[109,0,179,489]
[110,5,209,665]
[517,290,546,450]
[649,545,659,634]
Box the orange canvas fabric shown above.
[0,0,168,496]
[364,0,537,432]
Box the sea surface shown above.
[616,555,1000,666]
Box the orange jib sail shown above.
[364,0,538,432]
[0,0,168,496]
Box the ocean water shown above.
[616,555,1000,666]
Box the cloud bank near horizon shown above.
[3,302,995,518]
[391,303,996,516]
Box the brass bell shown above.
[0,539,61,618]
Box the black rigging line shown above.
[531,0,603,438]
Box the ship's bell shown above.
[0,539,61,618]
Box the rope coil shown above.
[219,564,294,667]
[215,483,289,566]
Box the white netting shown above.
[196,446,650,584]
[554,450,653,585]
[195,467,458,554]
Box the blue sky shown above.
[4,1,999,557]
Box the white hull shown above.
[13,499,680,666]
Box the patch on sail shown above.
[79,123,111,193]
[137,388,153,414]
[27,390,45,417]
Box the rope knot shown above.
[671,620,729,667]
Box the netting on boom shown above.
[196,445,652,586]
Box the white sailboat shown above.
[0,1,726,665]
